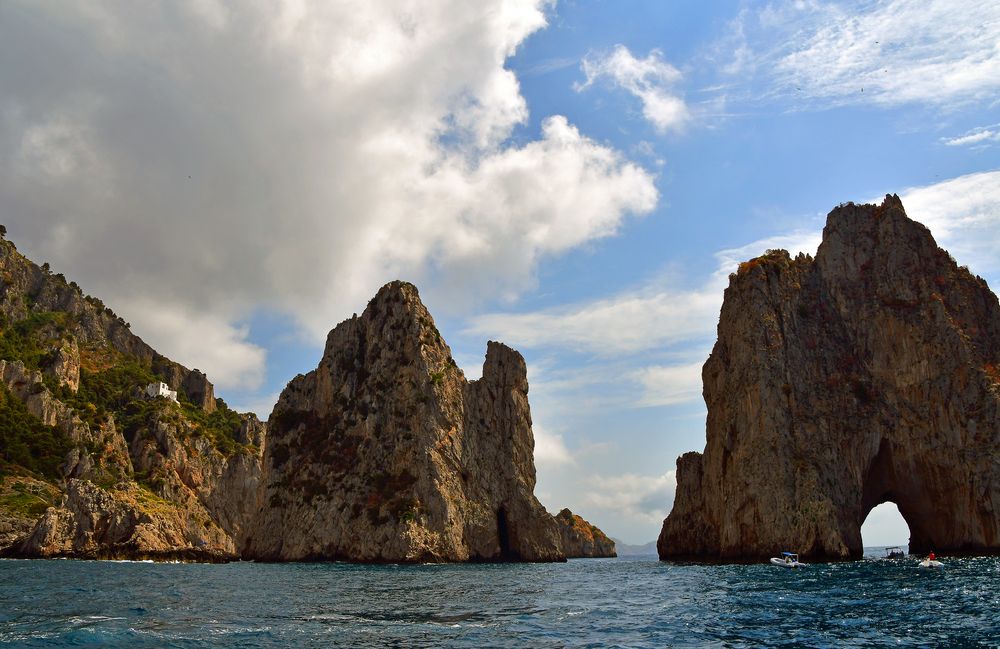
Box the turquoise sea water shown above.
[1,551,997,647]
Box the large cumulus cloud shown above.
[0,1,657,390]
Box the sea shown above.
[1,549,997,648]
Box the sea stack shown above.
[659,196,1000,561]
[244,281,564,562]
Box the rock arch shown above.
[659,197,1000,561]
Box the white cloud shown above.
[0,1,657,394]
[581,470,676,526]
[228,392,281,422]
[116,297,267,392]
[630,361,705,407]
[578,45,689,133]
[941,125,1000,148]
[734,0,1000,109]
[533,424,575,468]
[466,284,720,355]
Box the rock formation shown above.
[659,196,1000,561]
[245,281,564,562]
[0,232,611,563]
[553,508,617,558]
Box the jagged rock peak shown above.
[659,196,1000,562]
[246,280,563,563]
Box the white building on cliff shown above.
[145,382,178,403]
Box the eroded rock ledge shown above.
[659,196,1000,561]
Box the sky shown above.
[1,0,999,545]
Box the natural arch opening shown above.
[858,438,943,556]
[861,502,910,553]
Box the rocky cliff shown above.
[0,233,612,563]
[245,281,564,562]
[553,508,617,558]
[659,196,1000,561]
[0,234,263,559]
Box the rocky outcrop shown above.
[17,479,235,561]
[127,415,264,549]
[0,476,61,550]
[245,281,563,562]
[44,338,80,392]
[553,508,617,558]
[0,359,132,481]
[659,196,1000,561]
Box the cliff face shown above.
[553,508,617,558]
[659,196,1000,560]
[245,281,563,562]
[0,235,264,559]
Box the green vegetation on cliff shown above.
[0,311,72,371]
[0,385,72,480]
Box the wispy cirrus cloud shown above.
[577,45,689,133]
[724,1,1000,110]
[940,125,1000,148]
[898,169,1000,281]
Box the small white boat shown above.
[770,552,804,568]
[918,558,943,568]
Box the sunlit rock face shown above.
[245,281,564,563]
[659,196,1000,561]
[553,508,617,558]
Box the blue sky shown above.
[2,1,999,544]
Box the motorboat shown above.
[769,552,804,568]
[883,546,905,559]
[919,557,943,568]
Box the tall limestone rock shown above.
[245,281,564,562]
[659,196,1000,560]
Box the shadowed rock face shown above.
[659,196,1000,561]
[244,281,564,562]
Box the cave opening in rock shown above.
[496,506,513,559]
[861,501,911,552]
